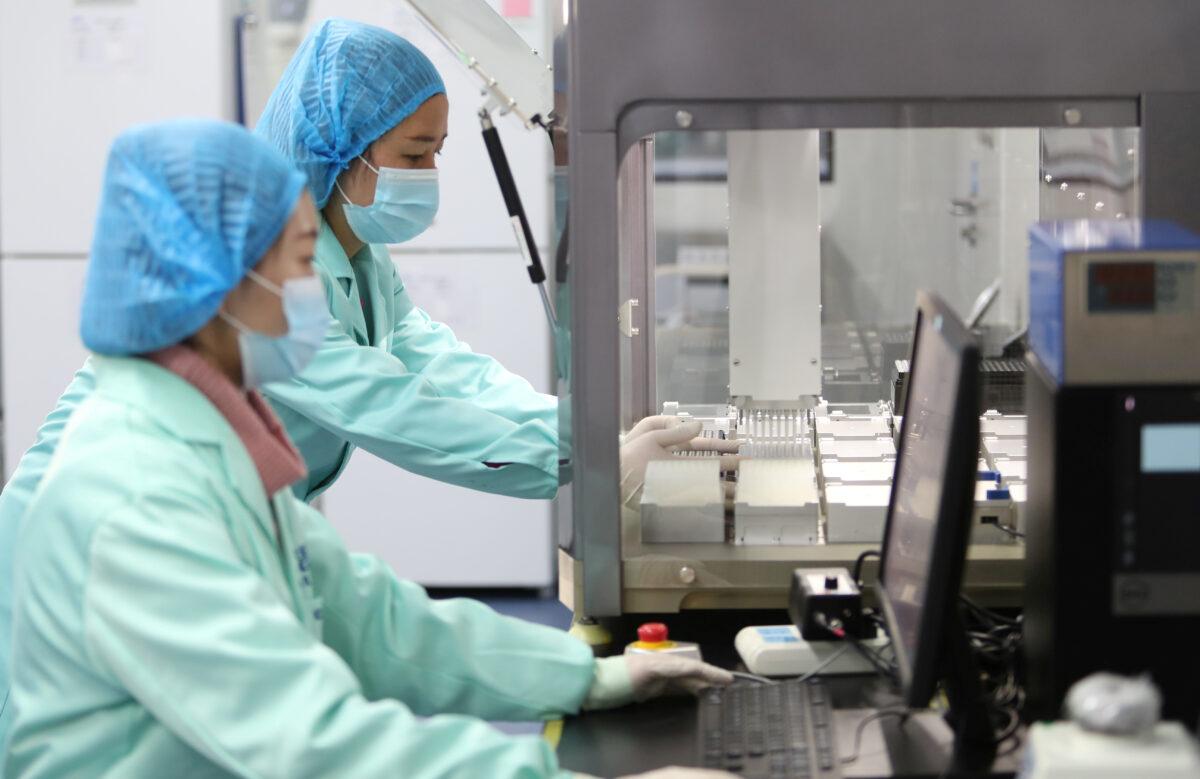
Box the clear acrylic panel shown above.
[403,0,553,126]
[647,126,1141,411]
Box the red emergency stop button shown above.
[638,622,669,643]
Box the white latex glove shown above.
[620,418,740,508]
[624,416,740,452]
[583,654,733,710]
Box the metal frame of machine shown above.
[557,0,1200,617]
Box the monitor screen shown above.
[880,308,968,689]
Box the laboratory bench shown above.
[554,612,1023,779]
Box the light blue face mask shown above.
[336,155,439,245]
[220,270,331,388]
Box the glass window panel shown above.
[645,126,1141,413]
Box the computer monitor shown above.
[876,291,996,767]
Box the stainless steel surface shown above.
[617,138,656,426]
[726,130,821,403]
[562,542,1024,614]
[570,1,1200,135]
[569,130,624,616]
[1142,93,1200,237]
[618,101,1139,158]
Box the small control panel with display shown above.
[1088,260,1197,314]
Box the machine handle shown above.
[480,112,547,285]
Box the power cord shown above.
[994,523,1025,540]
[813,610,899,683]
[980,515,1025,539]
[731,641,859,687]
[841,707,911,765]
[852,549,881,586]
[959,595,1026,758]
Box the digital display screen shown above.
[1142,424,1200,473]
[1088,262,1156,312]
[1088,261,1197,314]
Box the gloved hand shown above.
[620,417,740,508]
[583,654,733,710]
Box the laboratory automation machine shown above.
[1023,221,1200,723]
[551,0,1200,619]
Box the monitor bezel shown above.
[877,290,982,708]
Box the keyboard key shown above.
[696,681,839,778]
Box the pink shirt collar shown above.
[149,345,307,496]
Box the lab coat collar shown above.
[315,217,357,283]
[314,216,380,346]
[90,355,280,522]
[92,355,231,445]
[149,345,306,496]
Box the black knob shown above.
[824,575,838,590]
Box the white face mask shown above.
[220,269,331,388]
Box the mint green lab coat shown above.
[5,356,592,778]
[276,220,561,500]
[0,220,562,753]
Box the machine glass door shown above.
[641,126,1143,415]
[613,125,1141,612]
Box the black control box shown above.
[788,567,869,641]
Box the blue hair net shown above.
[255,18,446,208]
[81,119,307,356]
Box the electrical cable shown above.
[841,707,911,765]
[851,636,898,682]
[852,549,881,586]
[955,596,1026,761]
[992,523,1026,540]
[795,643,855,683]
[813,610,898,683]
[729,644,855,687]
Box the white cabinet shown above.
[0,0,237,255]
[0,0,240,477]
[0,259,90,477]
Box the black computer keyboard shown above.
[698,678,842,778]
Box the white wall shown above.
[1,0,241,477]
[0,0,237,255]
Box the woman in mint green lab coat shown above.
[3,119,732,778]
[0,18,736,751]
